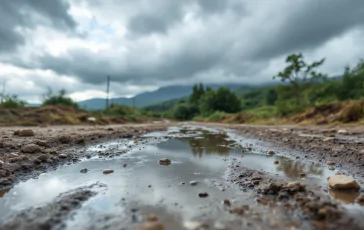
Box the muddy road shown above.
[0,124,363,230]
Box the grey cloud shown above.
[251,0,364,60]
[0,0,76,52]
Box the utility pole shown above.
[106,76,110,109]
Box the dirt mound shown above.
[0,106,148,126]
[292,100,364,125]
[219,113,254,123]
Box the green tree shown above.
[199,87,241,115]
[265,88,278,106]
[172,103,199,120]
[42,88,79,108]
[338,61,364,100]
[273,53,325,106]
[189,83,205,105]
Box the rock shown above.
[323,137,335,142]
[123,164,127,167]
[220,188,226,191]
[0,169,11,177]
[326,161,335,165]
[327,175,360,190]
[33,159,42,164]
[222,199,231,206]
[267,150,275,155]
[75,138,85,145]
[180,182,185,185]
[59,136,71,144]
[13,130,20,135]
[36,140,50,148]
[355,194,364,204]
[19,129,35,137]
[198,192,209,198]
[21,144,41,153]
[337,129,348,134]
[158,158,171,165]
[148,185,152,188]
[189,181,198,186]
[274,161,279,164]
[103,169,114,174]
[0,160,4,168]
[139,214,164,230]
[286,181,301,187]
[58,154,68,159]
[299,173,306,177]
[80,168,88,173]
[37,154,48,162]
[328,166,335,170]
[0,178,12,186]
[332,153,339,157]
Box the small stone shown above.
[37,154,48,162]
[180,182,185,185]
[328,166,335,170]
[19,129,35,137]
[299,173,306,177]
[274,161,279,164]
[355,194,364,204]
[222,199,231,206]
[33,159,41,164]
[198,192,209,198]
[0,178,12,186]
[337,129,348,134]
[103,169,114,174]
[21,144,41,153]
[80,168,88,173]
[59,154,68,159]
[158,158,171,165]
[148,185,152,188]
[327,175,360,190]
[332,153,339,157]
[326,161,335,165]
[220,188,226,191]
[267,150,275,155]
[286,181,301,187]
[189,181,198,186]
[323,137,335,142]
[13,130,20,135]
[123,164,127,167]
[0,160,4,168]
[36,140,50,148]
[59,136,71,144]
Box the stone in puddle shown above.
[80,168,88,173]
[158,158,171,165]
[327,175,360,190]
[59,154,68,159]
[222,199,231,206]
[189,181,198,186]
[274,161,279,164]
[139,214,164,230]
[123,164,127,167]
[198,192,209,198]
[326,161,335,165]
[103,169,114,174]
[328,166,335,170]
[21,144,41,153]
[267,150,275,155]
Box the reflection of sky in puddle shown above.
[0,126,359,228]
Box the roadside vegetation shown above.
[145,53,364,125]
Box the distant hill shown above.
[77,84,252,110]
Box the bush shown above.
[172,103,199,120]
[0,95,26,108]
[199,87,241,115]
[42,89,78,108]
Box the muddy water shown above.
[0,126,362,229]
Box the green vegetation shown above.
[42,88,79,108]
[0,94,26,108]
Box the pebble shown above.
[158,158,171,165]
[326,161,335,165]
[148,185,152,188]
[59,154,68,159]
[123,164,127,167]
[323,137,335,142]
[327,175,360,190]
[19,129,35,137]
[198,192,209,198]
[189,181,198,186]
[332,153,339,157]
[37,154,48,162]
[21,144,41,153]
[274,161,279,164]
[337,129,348,134]
[267,150,275,155]
[103,169,114,174]
[220,188,226,191]
[80,168,88,173]
[180,182,185,185]
[222,199,231,206]
[299,173,306,177]
[328,166,335,170]
[355,194,364,204]
[0,160,4,168]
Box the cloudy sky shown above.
[0,0,364,103]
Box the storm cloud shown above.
[1,0,364,102]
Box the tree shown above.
[189,83,205,105]
[273,53,325,106]
[338,61,364,100]
[42,88,79,108]
[199,87,241,114]
[0,94,26,108]
[265,88,278,106]
[171,103,199,120]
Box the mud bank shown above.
[0,124,170,189]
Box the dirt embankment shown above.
[0,123,170,189]
[0,106,156,126]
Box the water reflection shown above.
[275,159,324,177]
[328,190,363,205]
[179,132,235,157]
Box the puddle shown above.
[0,126,362,229]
